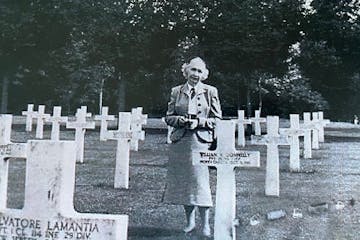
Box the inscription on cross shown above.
[251,116,290,196]
[250,110,266,136]
[66,106,95,163]
[0,114,27,211]
[103,112,133,189]
[94,106,115,141]
[236,110,252,147]
[193,120,260,240]
[130,107,147,151]
[46,106,68,141]
[22,104,36,132]
[279,114,305,172]
[0,140,128,239]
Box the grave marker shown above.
[0,114,27,211]
[22,104,36,132]
[94,106,115,141]
[251,116,290,196]
[34,105,50,139]
[46,106,68,141]
[66,106,95,163]
[193,120,260,240]
[236,110,252,147]
[79,105,92,118]
[130,107,147,151]
[318,111,330,142]
[103,112,133,189]
[250,110,266,136]
[279,114,305,172]
[301,112,313,158]
[0,140,128,239]
[311,112,320,150]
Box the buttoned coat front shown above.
[165,82,222,143]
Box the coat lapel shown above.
[196,82,206,96]
[180,82,207,98]
[180,84,191,98]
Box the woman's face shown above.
[186,66,203,86]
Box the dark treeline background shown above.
[1,0,360,120]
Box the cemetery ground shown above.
[6,120,360,240]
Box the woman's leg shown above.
[183,205,196,232]
[199,206,211,237]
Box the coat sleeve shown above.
[165,87,182,127]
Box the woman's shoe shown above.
[183,223,196,233]
[202,225,211,237]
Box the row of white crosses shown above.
[0,114,128,239]
[22,104,148,189]
[236,110,330,196]
[96,106,147,188]
[236,109,265,147]
[237,110,330,153]
[23,105,95,163]
[194,111,330,240]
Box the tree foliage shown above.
[0,1,359,119]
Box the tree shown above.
[0,1,71,113]
[298,0,360,119]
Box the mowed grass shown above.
[5,124,360,239]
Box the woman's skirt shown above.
[163,130,213,207]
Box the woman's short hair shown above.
[181,57,209,81]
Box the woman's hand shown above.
[178,116,188,126]
[188,119,199,130]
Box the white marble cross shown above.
[46,106,68,141]
[236,110,252,147]
[318,111,330,142]
[301,112,314,158]
[250,110,266,136]
[103,112,133,189]
[311,112,321,149]
[130,107,147,151]
[77,106,92,119]
[0,139,128,239]
[193,120,260,240]
[34,105,50,139]
[66,106,95,163]
[279,114,305,172]
[0,114,27,210]
[251,116,290,196]
[21,104,36,132]
[94,106,115,141]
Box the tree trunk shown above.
[246,82,252,118]
[117,72,126,112]
[99,79,105,114]
[258,78,262,115]
[246,83,253,136]
[1,76,9,113]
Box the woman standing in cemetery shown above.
[163,57,222,237]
